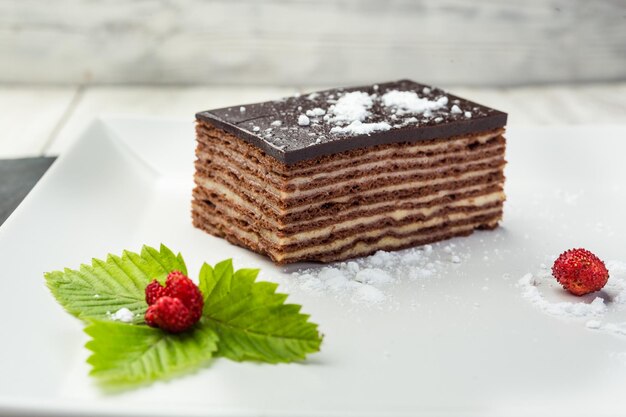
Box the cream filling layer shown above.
[198,128,504,176]
[266,206,502,249]
[195,166,503,215]
[198,140,504,188]
[196,181,503,230]
[313,221,498,262]
[202,205,501,257]
[208,191,505,246]
[198,155,504,203]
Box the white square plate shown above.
[1,118,626,417]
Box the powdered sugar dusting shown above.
[518,260,626,341]
[297,114,310,126]
[310,88,452,137]
[518,273,607,317]
[287,243,467,305]
[381,90,449,116]
[330,120,391,135]
[451,104,463,114]
[207,81,497,152]
[326,91,374,124]
[306,107,326,117]
[108,307,135,323]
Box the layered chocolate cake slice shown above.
[193,80,507,264]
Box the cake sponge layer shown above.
[192,119,506,264]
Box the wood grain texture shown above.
[1,84,623,158]
[1,0,625,86]
[0,87,76,158]
[45,86,297,155]
[45,83,626,157]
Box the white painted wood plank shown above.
[46,83,626,157]
[305,83,626,126]
[1,0,624,86]
[453,85,626,126]
[0,87,77,158]
[46,86,298,155]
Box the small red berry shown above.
[145,279,165,305]
[552,248,609,296]
[144,271,204,333]
[145,296,195,333]
[163,271,204,323]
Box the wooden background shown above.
[1,0,625,86]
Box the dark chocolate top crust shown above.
[196,80,507,165]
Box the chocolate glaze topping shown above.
[196,80,507,165]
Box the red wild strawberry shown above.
[144,270,204,333]
[145,296,195,333]
[145,280,165,305]
[552,248,609,296]
[163,271,204,323]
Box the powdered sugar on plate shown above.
[518,260,626,338]
[285,243,468,305]
[517,272,608,318]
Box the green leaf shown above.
[199,261,323,363]
[85,320,218,385]
[198,259,233,305]
[141,244,188,278]
[44,244,187,324]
